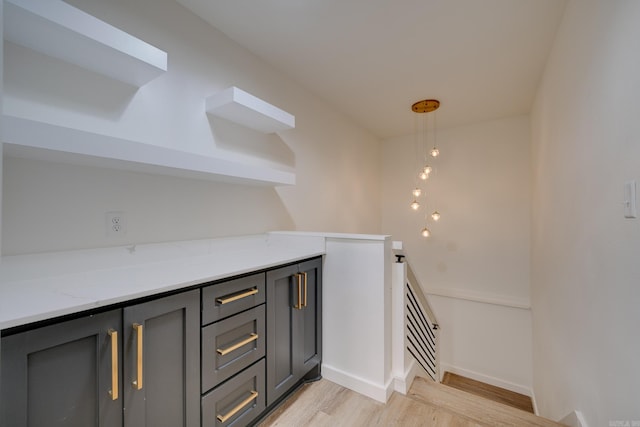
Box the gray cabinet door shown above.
[298,258,322,376]
[0,310,123,427]
[266,263,300,406]
[266,257,322,406]
[122,290,199,427]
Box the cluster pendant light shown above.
[409,99,441,238]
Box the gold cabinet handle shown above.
[293,274,302,310]
[303,272,308,308]
[216,333,258,356]
[108,329,118,400]
[216,391,259,423]
[132,323,143,390]
[216,288,258,305]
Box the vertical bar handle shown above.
[303,272,308,308]
[132,323,143,390]
[108,329,118,400]
[293,273,302,309]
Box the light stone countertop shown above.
[0,233,326,330]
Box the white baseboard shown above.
[392,360,423,395]
[440,363,532,397]
[322,364,392,403]
[531,388,539,415]
[560,410,588,427]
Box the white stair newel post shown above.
[392,256,408,388]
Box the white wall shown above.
[1,0,381,254]
[531,0,640,425]
[381,116,533,393]
[430,295,533,395]
[322,236,393,402]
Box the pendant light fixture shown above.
[409,99,441,238]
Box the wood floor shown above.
[442,372,534,413]
[258,377,565,427]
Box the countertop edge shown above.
[0,234,327,331]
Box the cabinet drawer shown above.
[202,273,265,325]
[202,305,266,392]
[202,359,266,427]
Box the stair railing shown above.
[392,241,440,393]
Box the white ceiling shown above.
[176,0,567,139]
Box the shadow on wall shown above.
[4,42,137,121]
[208,116,295,170]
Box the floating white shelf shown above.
[206,87,295,133]
[0,115,296,186]
[3,0,167,87]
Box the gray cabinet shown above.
[266,257,322,406]
[201,273,267,427]
[201,359,266,427]
[201,305,265,392]
[123,290,199,427]
[0,290,199,427]
[1,310,123,427]
[0,257,321,427]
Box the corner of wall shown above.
[392,360,420,395]
[560,410,589,427]
[321,364,390,403]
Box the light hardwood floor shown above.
[258,377,566,427]
[441,372,534,413]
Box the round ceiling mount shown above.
[411,99,440,113]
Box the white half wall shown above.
[531,0,640,425]
[321,236,393,402]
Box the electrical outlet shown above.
[106,211,127,236]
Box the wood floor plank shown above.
[442,372,534,413]
[258,377,566,427]
[409,377,565,427]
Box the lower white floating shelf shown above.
[0,115,295,186]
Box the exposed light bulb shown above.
[412,188,422,198]
[418,171,428,180]
[431,210,441,221]
[410,200,420,210]
[430,147,440,157]
[423,165,433,175]
[421,227,431,238]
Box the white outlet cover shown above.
[105,211,127,236]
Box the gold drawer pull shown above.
[108,329,118,400]
[216,333,258,356]
[217,391,259,423]
[216,288,258,305]
[132,323,143,390]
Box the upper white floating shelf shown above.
[206,87,295,133]
[3,0,167,87]
[1,115,296,186]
